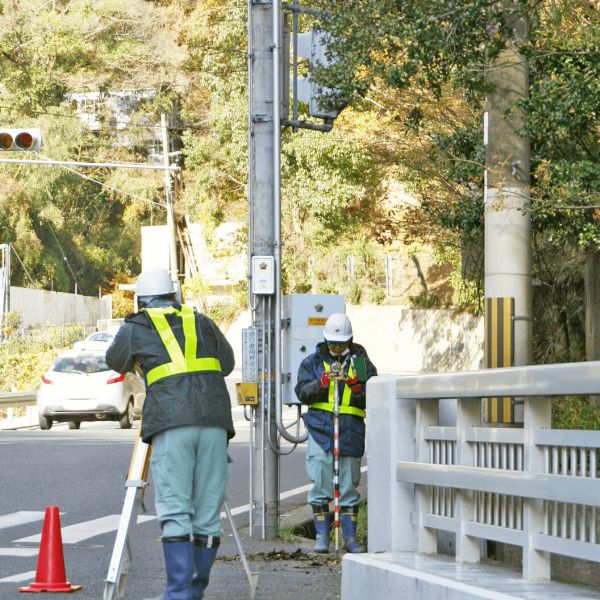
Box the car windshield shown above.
[88,332,113,342]
[53,356,110,374]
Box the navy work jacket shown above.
[295,341,377,457]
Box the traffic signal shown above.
[296,28,345,120]
[0,128,41,152]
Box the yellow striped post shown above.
[484,297,515,423]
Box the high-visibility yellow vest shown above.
[143,305,222,387]
[310,361,366,418]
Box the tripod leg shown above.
[103,433,151,600]
[223,500,259,600]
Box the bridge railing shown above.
[0,391,37,429]
[367,362,600,582]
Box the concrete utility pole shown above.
[484,5,531,422]
[0,244,10,335]
[584,251,600,404]
[161,114,179,284]
[248,0,280,539]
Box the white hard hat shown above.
[323,313,353,343]
[135,268,175,298]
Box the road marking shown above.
[0,570,36,583]
[14,514,155,544]
[0,548,38,557]
[0,512,45,531]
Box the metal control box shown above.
[282,294,345,405]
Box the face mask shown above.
[327,343,350,357]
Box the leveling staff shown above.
[106,268,235,600]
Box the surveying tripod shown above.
[103,429,259,600]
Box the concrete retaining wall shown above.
[226,305,484,376]
[8,286,112,328]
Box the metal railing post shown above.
[455,396,481,562]
[523,395,551,580]
[416,397,438,553]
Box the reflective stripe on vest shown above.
[143,305,222,387]
[310,361,365,418]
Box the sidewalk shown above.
[195,461,367,599]
[199,493,366,600]
[210,530,342,600]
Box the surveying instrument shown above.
[103,428,259,600]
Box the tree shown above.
[0,0,185,294]
[178,0,390,296]
[312,0,599,360]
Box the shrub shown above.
[553,396,600,430]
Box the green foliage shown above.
[0,0,187,296]
[203,301,241,331]
[307,0,599,360]
[277,526,296,543]
[553,397,600,430]
[0,330,77,392]
[368,287,386,305]
[313,0,521,109]
[0,0,595,371]
[356,502,368,548]
[346,282,362,305]
[111,287,135,318]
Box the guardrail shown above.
[367,362,600,582]
[0,390,37,429]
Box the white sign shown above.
[242,327,258,382]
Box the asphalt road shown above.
[0,413,312,599]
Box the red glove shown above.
[345,375,363,394]
[320,371,331,389]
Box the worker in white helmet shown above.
[106,268,235,600]
[295,312,377,554]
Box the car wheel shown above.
[119,400,133,429]
[39,415,53,430]
[68,421,81,430]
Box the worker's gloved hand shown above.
[345,375,362,394]
[320,371,331,389]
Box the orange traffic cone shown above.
[19,506,82,593]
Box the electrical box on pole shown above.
[251,256,275,295]
[0,128,41,152]
[281,294,345,405]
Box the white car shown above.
[72,330,116,351]
[37,350,145,430]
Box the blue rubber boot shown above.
[311,504,330,554]
[191,535,220,600]
[161,538,193,599]
[341,507,364,553]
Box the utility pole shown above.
[484,5,531,423]
[0,244,10,337]
[246,0,338,539]
[161,114,178,283]
[248,0,280,539]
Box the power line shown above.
[34,152,167,208]
[47,223,81,293]
[8,245,37,287]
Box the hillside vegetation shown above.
[0,0,597,364]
